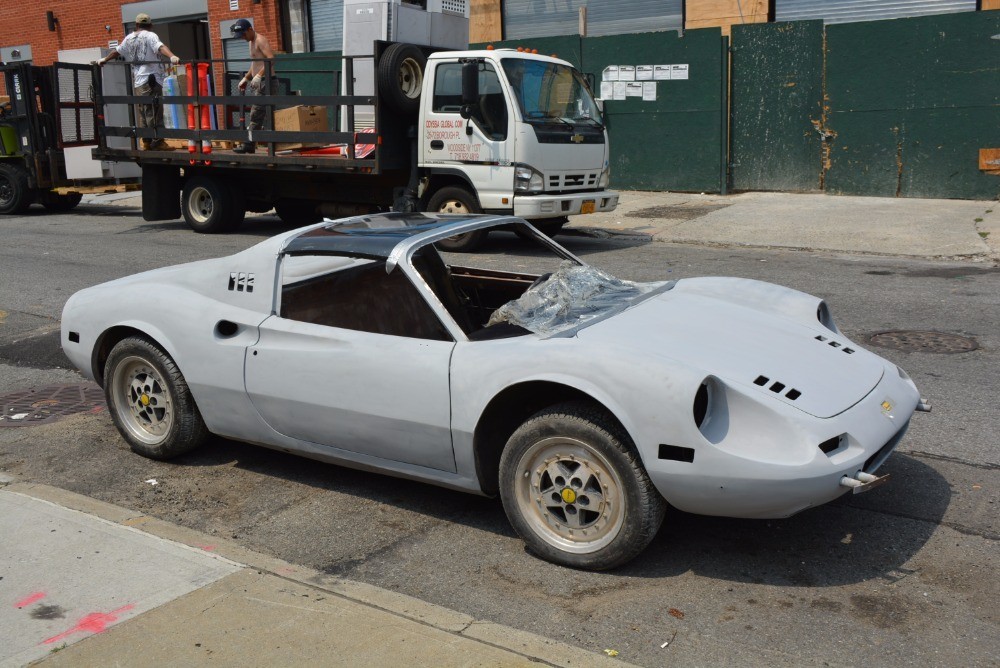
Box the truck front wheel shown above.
[182,176,240,233]
[428,186,488,252]
[0,163,33,215]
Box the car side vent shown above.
[228,272,255,293]
[753,375,801,401]
[659,444,695,463]
[816,334,854,354]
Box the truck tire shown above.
[39,191,83,212]
[182,176,239,233]
[0,162,33,215]
[427,186,488,252]
[378,43,426,115]
[275,199,322,225]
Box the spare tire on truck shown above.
[378,43,426,115]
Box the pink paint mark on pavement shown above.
[42,604,134,645]
[15,592,46,608]
[196,544,217,552]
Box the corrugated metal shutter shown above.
[310,0,345,52]
[224,37,250,74]
[503,0,682,39]
[775,0,977,25]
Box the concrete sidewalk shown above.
[0,480,629,668]
[568,191,998,262]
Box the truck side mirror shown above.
[461,61,479,106]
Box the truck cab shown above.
[419,49,618,245]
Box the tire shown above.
[275,199,322,225]
[39,191,83,212]
[182,175,239,233]
[499,401,666,570]
[0,162,33,215]
[428,186,488,252]
[378,43,426,115]
[103,336,210,460]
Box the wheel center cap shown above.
[561,488,577,504]
[140,394,150,406]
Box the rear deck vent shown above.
[829,341,842,348]
[844,348,855,354]
[819,436,842,454]
[659,444,695,463]
[68,332,80,343]
[753,375,769,386]
[769,382,786,393]
[815,335,827,342]
[786,389,801,401]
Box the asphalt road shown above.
[1,202,997,666]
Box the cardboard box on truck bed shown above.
[274,105,328,151]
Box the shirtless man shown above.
[231,18,275,154]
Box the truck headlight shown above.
[598,166,610,188]
[514,164,544,194]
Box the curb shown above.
[4,481,633,668]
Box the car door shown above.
[243,256,457,472]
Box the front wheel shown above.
[0,162,33,214]
[499,402,666,570]
[427,186,488,252]
[104,337,210,460]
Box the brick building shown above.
[0,0,283,96]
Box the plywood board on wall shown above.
[471,0,503,43]
[686,0,769,36]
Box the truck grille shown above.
[547,172,600,191]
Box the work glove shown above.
[169,56,180,65]
[250,74,263,92]
[238,76,249,91]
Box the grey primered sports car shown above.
[61,213,928,569]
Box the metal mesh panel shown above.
[57,67,95,144]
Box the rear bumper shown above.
[513,191,619,218]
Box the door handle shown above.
[430,140,444,150]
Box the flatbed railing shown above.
[90,55,381,171]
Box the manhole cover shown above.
[0,383,106,427]
[868,331,978,354]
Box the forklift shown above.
[0,61,137,215]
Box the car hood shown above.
[575,278,884,418]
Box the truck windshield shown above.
[500,58,603,127]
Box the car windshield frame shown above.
[500,57,603,127]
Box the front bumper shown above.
[647,367,921,519]
[513,190,619,218]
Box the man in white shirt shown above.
[97,13,180,150]
[231,18,275,154]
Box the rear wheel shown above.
[104,336,210,460]
[428,186,488,252]
[39,191,83,212]
[499,401,666,570]
[182,176,240,233]
[378,43,426,115]
[0,162,33,214]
